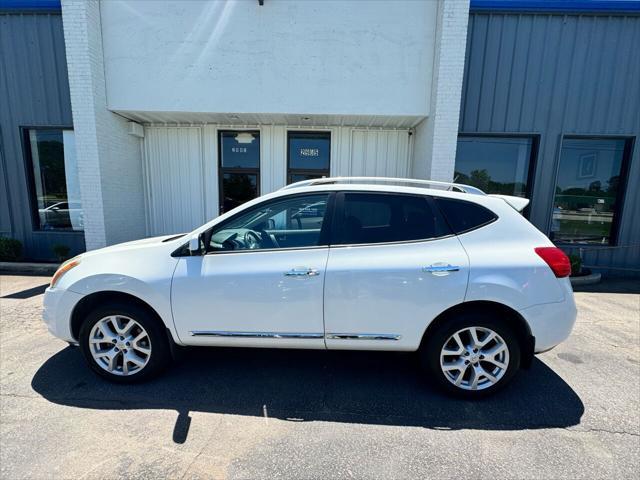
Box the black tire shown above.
[420,312,521,399]
[78,301,172,383]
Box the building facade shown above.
[0,1,85,260]
[1,0,638,276]
[458,1,640,276]
[59,0,470,251]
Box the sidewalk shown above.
[0,262,59,275]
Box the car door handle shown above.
[284,267,319,277]
[422,264,460,274]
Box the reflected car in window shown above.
[39,201,84,230]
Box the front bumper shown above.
[519,278,578,353]
[42,286,84,343]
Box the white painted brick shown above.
[412,0,469,182]
[61,0,146,250]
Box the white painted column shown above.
[61,0,146,249]
[412,0,470,182]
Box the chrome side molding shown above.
[190,331,324,339]
[189,331,402,341]
[325,333,402,341]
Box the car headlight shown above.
[50,256,81,288]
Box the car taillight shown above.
[535,247,571,278]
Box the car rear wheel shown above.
[79,302,171,383]
[422,313,521,398]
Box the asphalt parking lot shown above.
[1,274,639,479]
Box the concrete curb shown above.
[0,262,59,275]
[570,272,602,286]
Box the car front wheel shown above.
[79,302,171,383]
[422,313,521,398]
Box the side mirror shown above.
[188,234,202,255]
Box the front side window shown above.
[208,193,330,252]
[219,131,260,214]
[24,128,83,231]
[455,136,536,198]
[551,137,632,245]
[287,131,330,184]
[334,193,449,245]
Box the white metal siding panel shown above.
[261,125,287,194]
[202,125,219,221]
[344,129,412,178]
[144,127,205,236]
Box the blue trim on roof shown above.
[0,0,61,11]
[471,0,640,13]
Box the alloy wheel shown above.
[88,315,152,376]
[439,326,510,391]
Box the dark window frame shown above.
[20,125,79,234]
[217,130,261,214]
[550,135,635,247]
[287,131,331,184]
[330,191,453,247]
[456,132,540,217]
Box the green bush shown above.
[0,237,23,261]
[568,254,582,276]
[52,244,71,262]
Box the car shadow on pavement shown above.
[32,346,584,442]
[1,283,49,299]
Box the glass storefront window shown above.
[218,131,260,214]
[287,131,330,183]
[221,173,258,214]
[551,137,631,245]
[25,128,83,231]
[220,131,260,168]
[455,136,535,198]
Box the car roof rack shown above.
[280,176,486,195]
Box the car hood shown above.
[80,234,185,258]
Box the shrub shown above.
[568,254,582,276]
[52,244,71,262]
[0,237,23,261]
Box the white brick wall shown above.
[412,0,469,182]
[61,0,146,250]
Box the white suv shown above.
[43,177,577,398]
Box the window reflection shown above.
[210,194,329,251]
[26,129,83,231]
[455,136,534,198]
[551,138,629,245]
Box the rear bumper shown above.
[42,286,84,343]
[518,279,578,353]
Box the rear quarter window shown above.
[433,197,497,234]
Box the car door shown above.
[171,192,334,348]
[324,192,469,351]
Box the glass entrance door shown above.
[218,131,260,214]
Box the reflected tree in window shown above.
[455,136,534,198]
[551,138,630,245]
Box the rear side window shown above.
[433,197,497,234]
[334,193,450,245]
